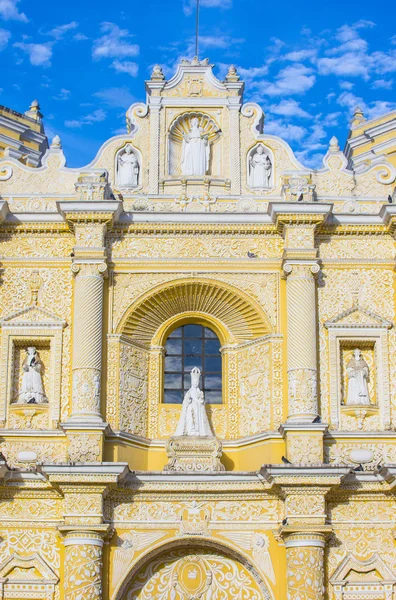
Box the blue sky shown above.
[0,0,395,168]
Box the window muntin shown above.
[164,324,222,404]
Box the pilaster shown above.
[262,465,350,600]
[57,198,121,461]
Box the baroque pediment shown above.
[325,305,392,329]
[160,59,233,100]
[0,553,58,583]
[330,553,395,584]
[0,304,67,328]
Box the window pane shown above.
[184,324,202,337]
[184,374,191,389]
[164,374,182,389]
[165,356,182,372]
[206,391,222,404]
[205,339,220,354]
[204,356,221,372]
[164,390,183,404]
[185,339,202,355]
[204,374,222,389]
[166,339,182,354]
[168,328,182,338]
[204,328,217,338]
[185,355,202,370]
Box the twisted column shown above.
[284,262,320,421]
[285,532,326,600]
[70,262,106,422]
[64,530,105,600]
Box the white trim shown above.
[64,537,103,547]
[285,539,325,549]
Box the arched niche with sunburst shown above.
[168,112,222,177]
[106,277,282,443]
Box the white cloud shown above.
[53,88,71,101]
[198,34,244,50]
[48,21,78,40]
[339,81,354,90]
[365,100,396,120]
[74,33,88,41]
[92,22,139,60]
[94,87,134,108]
[0,28,11,50]
[371,79,393,90]
[321,111,341,127]
[265,118,307,142]
[13,42,52,66]
[111,59,138,76]
[0,0,27,22]
[237,65,269,82]
[283,49,317,62]
[260,64,316,96]
[65,108,106,128]
[183,0,231,16]
[318,53,370,79]
[337,91,365,112]
[268,98,311,119]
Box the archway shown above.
[115,539,272,600]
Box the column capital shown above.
[283,260,320,278]
[57,200,122,228]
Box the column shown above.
[285,532,326,600]
[63,530,105,600]
[284,261,320,421]
[70,261,106,422]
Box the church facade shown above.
[0,59,395,599]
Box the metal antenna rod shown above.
[195,0,200,58]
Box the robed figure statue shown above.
[175,367,213,437]
[181,117,210,177]
[18,346,47,404]
[345,348,370,405]
[117,144,139,187]
[249,144,272,188]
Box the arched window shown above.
[164,324,222,404]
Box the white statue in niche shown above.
[345,348,370,405]
[117,144,139,187]
[175,367,213,436]
[181,117,210,176]
[248,144,272,188]
[18,347,47,404]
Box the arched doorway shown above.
[116,540,272,600]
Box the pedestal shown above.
[164,436,224,472]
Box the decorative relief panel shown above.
[238,342,271,436]
[0,528,60,574]
[0,441,66,468]
[119,342,149,436]
[122,548,269,600]
[318,236,395,260]
[108,234,283,260]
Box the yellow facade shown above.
[0,60,395,599]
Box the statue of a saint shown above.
[117,145,139,187]
[181,117,210,176]
[175,367,213,437]
[345,348,370,405]
[249,144,272,188]
[18,347,47,404]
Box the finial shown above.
[225,64,240,82]
[151,64,165,81]
[25,99,43,121]
[50,134,62,150]
[329,136,340,152]
[350,105,366,128]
